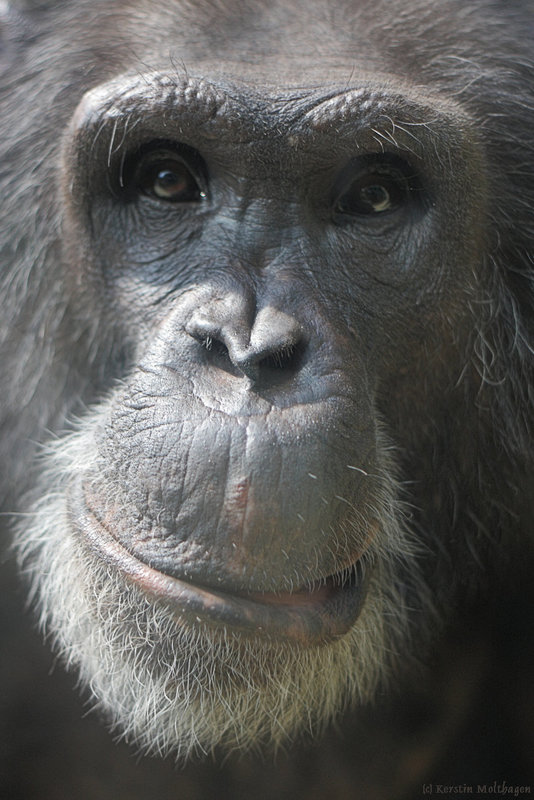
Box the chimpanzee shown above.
[1,0,533,798]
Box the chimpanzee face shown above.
[2,0,532,764]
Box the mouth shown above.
[71,485,370,647]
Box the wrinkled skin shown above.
[1,1,534,798]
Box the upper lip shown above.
[72,481,370,647]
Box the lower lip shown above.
[72,484,370,647]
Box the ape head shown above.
[1,0,533,763]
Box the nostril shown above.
[258,343,301,372]
[186,311,244,367]
[200,333,231,360]
[235,337,305,384]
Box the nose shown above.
[186,297,304,383]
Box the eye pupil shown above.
[359,184,392,213]
[337,176,402,216]
[153,168,188,199]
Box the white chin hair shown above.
[15,425,418,760]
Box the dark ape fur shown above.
[1,1,533,798]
